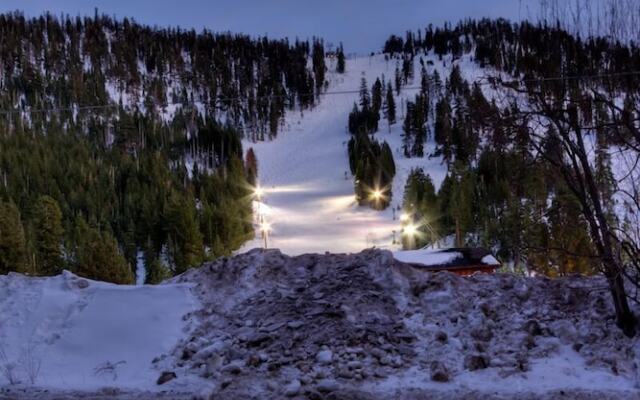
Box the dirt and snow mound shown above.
[166,248,640,399]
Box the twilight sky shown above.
[0,1,539,53]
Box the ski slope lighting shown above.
[403,224,418,237]
[260,221,272,233]
[400,213,410,222]
[253,185,265,200]
[370,187,386,202]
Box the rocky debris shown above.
[164,248,639,399]
[283,379,301,397]
[76,279,90,289]
[435,331,448,343]
[316,349,333,364]
[156,371,176,385]
[464,354,490,371]
[316,378,339,392]
[430,361,450,382]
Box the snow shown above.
[482,254,499,265]
[369,344,637,394]
[394,249,462,266]
[0,271,196,392]
[135,251,146,286]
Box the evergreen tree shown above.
[166,194,204,274]
[31,196,64,275]
[245,148,258,187]
[145,258,172,284]
[312,38,327,92]
[394,65,402,95]
[0,201,28,274]
[336,43,346,73]
[434,96,453,162]
[73,218,134,284]
[383,82,397,131]
[359,77,371,110]
[371,78,383,116]
[402,169,439,248]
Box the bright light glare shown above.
[403,224,418,237]
[400,213,410,222]
[371,188,383,200]
[254,186,265,198]
[260,221,272,232]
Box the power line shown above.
[0,70,639,116]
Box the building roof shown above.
[393,247,500,271]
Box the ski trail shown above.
[241,56,412,254]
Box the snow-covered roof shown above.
[393,247,500,270]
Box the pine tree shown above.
[166,194,204,274]
[0,201,28,274]
[359,78,370,110]
[336,43,346,73]
[145,258,171,284]
[394,65,402,95]
[73,218,134,284]
[31,196,64,275]
[383,82,396,131]
[245,147,258,186]
[434,96,453,162]
[312,38,327,92]
[371,78,383,116]
[402,102,414,157]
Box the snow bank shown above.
[0,271,196,393]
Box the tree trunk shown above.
[605,263,636,337]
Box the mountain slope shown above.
[240,55,453,254]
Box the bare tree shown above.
[538,0,640,44]
[0,345,19,385]
[496,74,640,337]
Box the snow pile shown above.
[0,271,197,397]
[165,248,640,399]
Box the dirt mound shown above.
[166,249,640,399]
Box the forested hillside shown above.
[348,18,640,279]
[0,11,328,283]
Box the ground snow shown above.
[0,271,196,394]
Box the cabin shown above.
[393,247,500,276]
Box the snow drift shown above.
[0,271,197,398]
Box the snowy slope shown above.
[0,271,196,392]
[240,54,457,255]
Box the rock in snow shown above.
[156,371,177,385]
[316,349,333,364]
